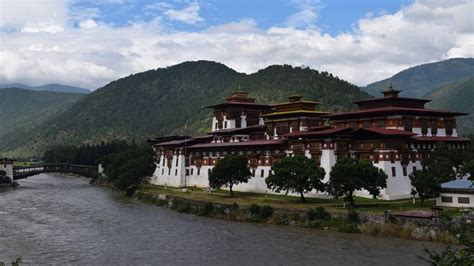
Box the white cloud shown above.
[0,0,68,31]
[163,2,203,25]
[0,0,473,90]
[285,0,323,28]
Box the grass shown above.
[140,184,436,214]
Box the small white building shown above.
[436,179,473,208]
[0,158,14,182]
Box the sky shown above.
[0,0,473,90]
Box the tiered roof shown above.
[325,85,467,119]
[263,95,330,119]
[205,91,271,109]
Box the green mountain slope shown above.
[363,58,474,97]
[0,61,370,158]
[0,88,84,139]
[426,78,474,134]
[0,83,90,94]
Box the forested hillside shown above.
[427,78,474,134]
[0,61,370,158]
[363,58,474,97]
[0,88,84,138]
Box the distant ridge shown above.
[363,58,474,97]
[0,83,90,94]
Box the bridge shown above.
[13,163,99,180]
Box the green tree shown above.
[327,158,387,208]
[266,156,326,202]
[428,156,456,183]
[103,146,156,196]
[460,160,474,181]
[409,169,440,206]
[208,155,251,196]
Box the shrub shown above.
[197,203,214,216]
[260,205,274,220]
[380,223,401,238]
[400,223,417,239]
[307,207,331,221]
[171,199,191,213]
[271,212,290,225]
[358,223,381,236]
[346,209,359,223]
[248,204,261,216]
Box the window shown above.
[403,166,407,176]
[168,168,171,175]
[224,121,228,128]
[252,169,256,176]
[162,169,164,175]
[197,168,200,176]
[458,197,470,204]
[261,169,265,177]
[175,169,178,176]
[441,196,453,203]
[191,168,194,175]
[208,169,211,175]
[391,167,396,177]
[176,157,179,167]
[412,166,417,173]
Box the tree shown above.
[409,169,440,206]
[427,156,456,183]
[266,156,325,202]
[327,157,387,208]
[460,160,474,180]
[103,146,156,196]
[208,155,251,196]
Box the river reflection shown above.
[0,174,443,265]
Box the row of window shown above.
[160,167,270,178]
[441,196,470,204]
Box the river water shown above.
[0,174,444,265]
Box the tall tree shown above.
[327,158,387,208]
[208,155,251,196]
[409,169,440,206]
[266,156,326,202]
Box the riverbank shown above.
[133,185,473,244]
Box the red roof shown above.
[155,135,213,147]
[188,139,285,149]
[353,97,430,104]
[323,106,468,119]
[205,102,271,109]
[355,128,416,136]
[411,136,471,142]
[283,127,352,138]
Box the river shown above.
[0,174,445,265]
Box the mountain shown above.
[426,78,474,134]
[0,88,84,145]
[0,83,90,94]
[0,61,370,158]
[363,58,474,97]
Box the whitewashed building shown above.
[148,88,470,200]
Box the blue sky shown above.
[70,0,413,34]
[0,0,471,89]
